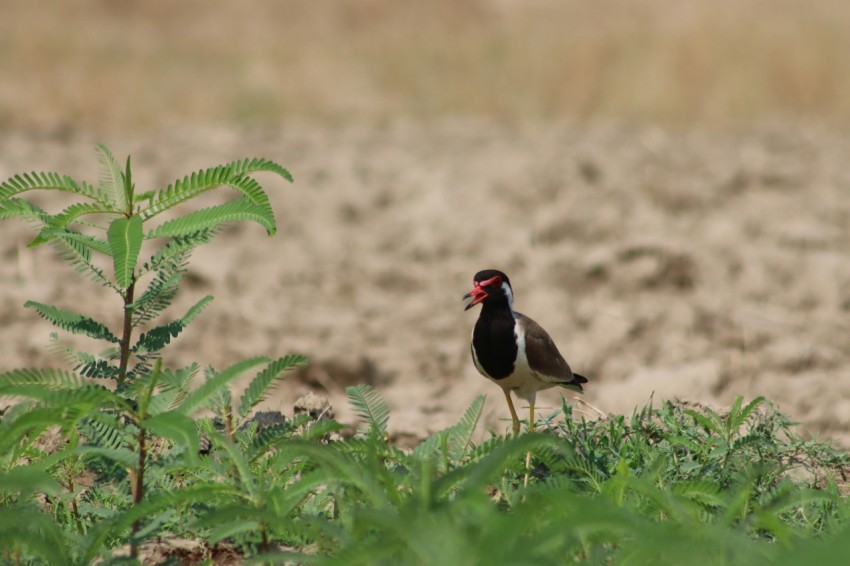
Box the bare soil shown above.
[1,122,849,446]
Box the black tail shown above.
[559,372,588,393]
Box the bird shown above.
[463,269,587,437]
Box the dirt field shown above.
[2,122,849,446]
[2,1,849,446]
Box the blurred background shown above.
[3,0,850,132]
[2,0,849,445]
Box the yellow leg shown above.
[503,389,521,437]
[524,398,535,487]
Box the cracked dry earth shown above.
[1,122,849,446]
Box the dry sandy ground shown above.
[1,122,849,446]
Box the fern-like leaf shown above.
[672,479,725,509]
[685,408,723,435]
[45,233,116,290]
[145,197,275,238]
[96,143,127,210]
[0,368,86,391]
[436,434,554,496]
[38,383,126,411]
[143,411,200,460]
[107,215,143,288]
[157,363,200,412]
[176,357,270,416]
[447,394,485,462]
[0,406,66,457]
[0,469,60,498]
[0,170,92,201]
[730,396,766,431]
[132,295,213,353]
[223,157,293,182]
[0,197,50,223]
[24,301,119,343]
[82,410,127,450]
[139,164,240,220]
[77,446,138,468]
[140,158,291,221]
[49,201,116,229]
[228,174,274,222]
[130,271,182,326]
[33,226,112,254]
[139,229,215,276]
[346,384,389,437]
[238,354,308,420]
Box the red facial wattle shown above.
[463,275,502,311]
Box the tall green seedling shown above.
[0,145,299,559]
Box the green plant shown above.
[0,145,300,561]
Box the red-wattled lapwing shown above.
[464,269,588,437]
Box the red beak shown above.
[463,286,488,311]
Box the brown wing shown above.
[517,312,585,392]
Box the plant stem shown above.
[66,472,83,535]
[117,281,136,387]
[260,520,269,554]
[225,402,234,443]
[130,426,146,559]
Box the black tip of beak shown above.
[464,301,475,311]
[462,292,472,301]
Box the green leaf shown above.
[145,197,275,238]
[49,201,115,229]
[81,484,237,562]
[140,158,291,222]
[139,229,215,276]
[412,395,485,463]
[83,410,127,450]
[283,441,391,509]
[140,164,241,220]
[448,394,485,461]
[182,294,214,324]
[0,170,91,201]
[684,408,723,435]
[176,356,270,416]
[238,354,308,419]
[0,469,60,497]
[132,320,184,353]
[730,396,766,430]
[132,295,213,353]
[224,157,294,182]
[42,231,116,290]
[346,384,389,437]
[207,518,261,544]
[35,228,111,255]
[107,215,143,288]
[96,143,127,210]
[77,446,138,468]
[0,505,71,565]
[435,433,554,496]
[0,197,50,223]
[0,368,86,390]
[24,300,120,343]
[130,271,182,326]
[143,411,200,461]
[0,406,64,456]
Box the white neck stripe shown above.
[502,281,514,308]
